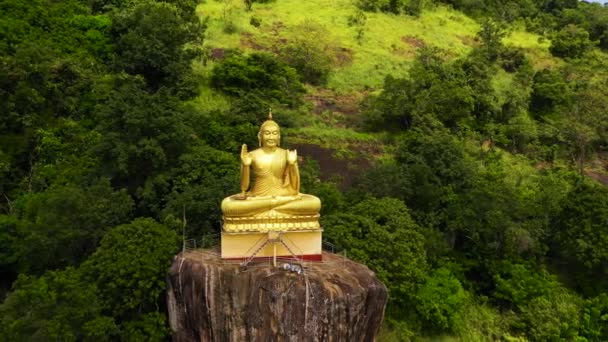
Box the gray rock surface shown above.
[167,250,388,342]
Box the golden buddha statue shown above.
[221,112,321,232]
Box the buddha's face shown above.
[260,124,280,148]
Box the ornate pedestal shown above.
[222,213,320,232]
[221,229,322,261]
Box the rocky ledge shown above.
[167,250,388,342]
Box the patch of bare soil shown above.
[333,47,354,67]
[293,143,373,188]
[586,171,608,186]
[304,89,365,116]
[534,161,552,170]
[271,20,285,33]
[210,48,225,60]
[401,35,426,48]
[457,35,479,47]
[240,32,266,51]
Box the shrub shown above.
[357,0,423,15]
[493,263,583,340]
[550,24,593,59]
[415,267,467,332]
[249,16,261,27]
[278,21,335,85]
[211,51,304,107]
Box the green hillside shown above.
[198,0,556,92]
[194,0,568,168]
[2,0,608,340]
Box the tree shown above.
[578,2,608,50]
[0,0,113,210]
[110,0,204,91]
[550,24,593,59]
[93,75,193,195]
[444,150,558,272]
[14,179,134,274]
[477,19,506,62]
[503,112,539,154]
[0,267,117,341]
[554,81,608,174]
[353,160,412,202]
[397,130,477,227]
[81,217,179,338]
[529,68,573,117]
[0,215,20,290]
[211,52,304,107]
[357,0,424,15]
[415,268,467,332]
[551,180,608,293]
[28,119,102,191]
[493,262,582,340]
[279,20,336,85]
[161,141,239,237]
[364,48,475,131]
[322,198,428,308]
[581,293,608,341]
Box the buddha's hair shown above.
[259,119,280,132]
[258,120,280,147]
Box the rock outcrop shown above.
[167,250,388,342]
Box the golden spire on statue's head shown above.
[260,109,279,130]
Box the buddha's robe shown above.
[222,147,320,217]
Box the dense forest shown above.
[1,0,608,340]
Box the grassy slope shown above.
[197,0,555,92]
[193,0,562,182]
[198,0,478,92]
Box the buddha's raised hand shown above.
[287,149,298,165]
[241,144,252,166]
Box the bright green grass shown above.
[197,0,482,93]
[504,27,562,70]
[189,58,232,111]
[491,68,514,106]
[189,85,232,113]
[196,0,555,93]
[194,0,560,153]
[196,0,255,48]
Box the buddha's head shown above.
[258,111,280,148]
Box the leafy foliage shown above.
[550,24,593,58]
[82,218,179,318]
[3,0,608,340]
[581,293,608,340]
[357,0,424,16]
[161,141,239,236]
[14,180,134,274]
[211,52,304,107]
[93,76,193,192]
[278,21,336,85]
[415,268,467,332]
[110,0,204,91]
[0,268,117,341]
[493,262,583,340]
[552,180,608,290]
[323,198,428,308]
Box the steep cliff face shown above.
[167,251,388,342]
